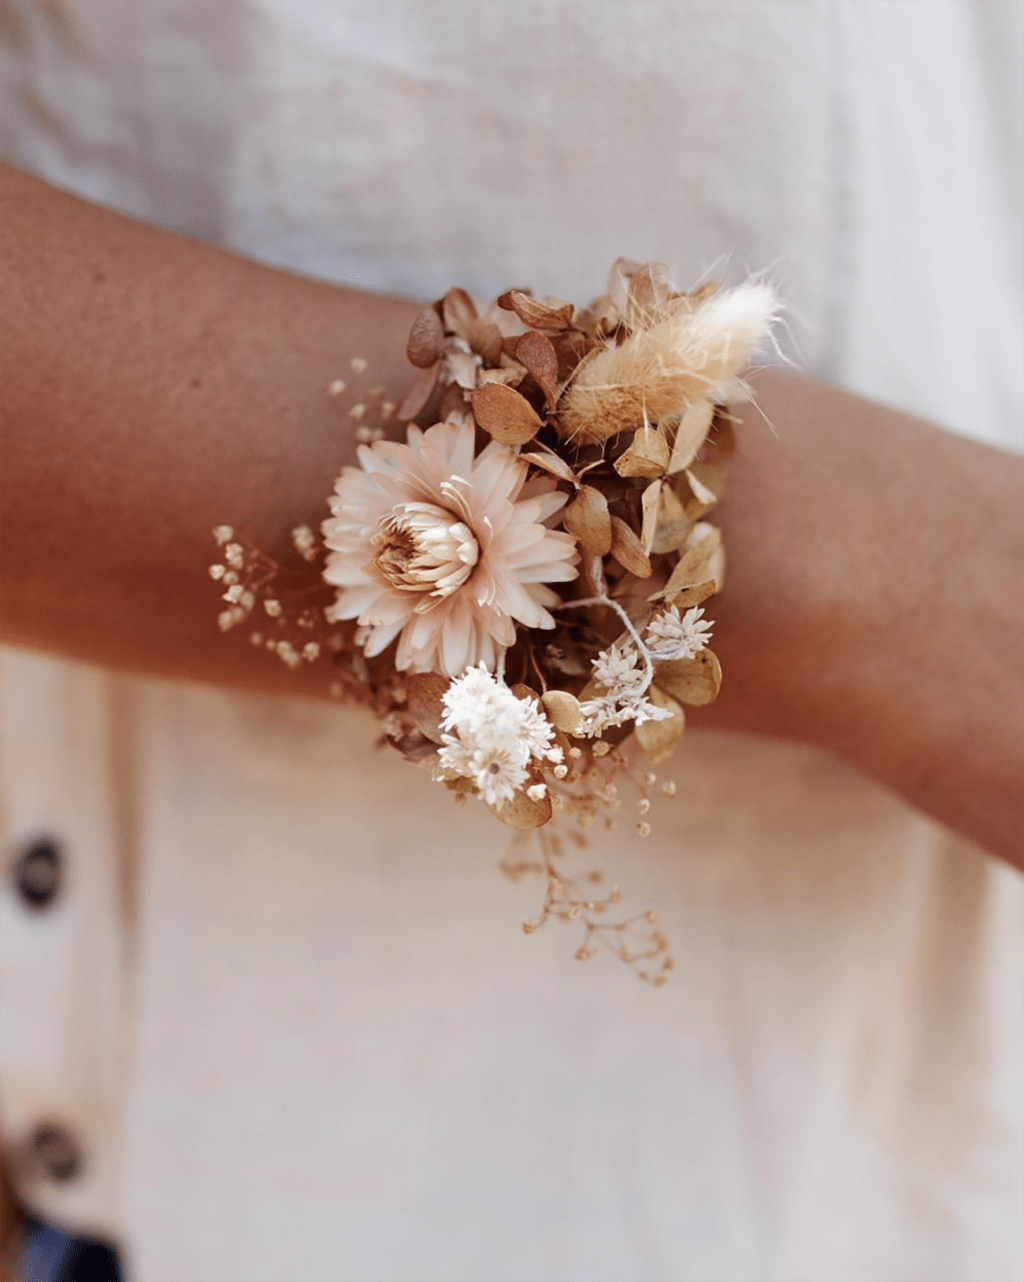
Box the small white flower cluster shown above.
[290,525,319,564]
[591,641,646,694]
[644,606,712,660]
[438,666,563,807]
[575,608,713,737]
[209,529,256,631]
[579,641,672,738]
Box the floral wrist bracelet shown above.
[210,259,780,985]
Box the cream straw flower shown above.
[322,420,578,675]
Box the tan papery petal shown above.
[471,382,543,445]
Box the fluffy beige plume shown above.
[558,280,780,444]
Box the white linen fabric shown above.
[1,2,1022,1280]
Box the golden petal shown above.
[521,449,577,483]
[639,479,662,555]
[652,579,717,611]
[540,689,584,735]
[406,672,451,743]
[515,330,559,412]
[466,317,504,366]
[684,467,718,507]
[650,481,690,555]
[488,767,554,829]
[614,424,670,478]
[687,460,726,503]
[470,382,543,445]
[654,523,724,598]
[441,286,478,333]
[653,649,722,707]
[623,262,671,329]
[477,364,527,388]
[497,289,575,331]
[609,515,652,578]
[406,307,445,368]
[634,686,685,764]
[446,348,480,391]
[667,400,714,474]
[562,485,612,556]
[396,362,440,421]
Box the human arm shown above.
[2,165,1021,865]
[711,369,1024,869]
[0,163,421,694]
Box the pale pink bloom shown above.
[322,420,578,675]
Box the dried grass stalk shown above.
[558,280,779,444]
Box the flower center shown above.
[372,502,480,600]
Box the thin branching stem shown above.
[553,555,655,695]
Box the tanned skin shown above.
[2,164,1022,866]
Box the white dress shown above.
[1,3,1022,1280]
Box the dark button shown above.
[29,1123,83,1183]
[13,836,63,909]
[29,1128,83,1184]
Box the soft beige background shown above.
[1,3,1022,1280]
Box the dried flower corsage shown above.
[210,260,780,984]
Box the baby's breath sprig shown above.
[209,525,330,670]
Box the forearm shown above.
[0,164,420,696]
[705,370,1024,868]
[3,167,1021,864]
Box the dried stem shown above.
[554,555,656,697]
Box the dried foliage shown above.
[209,261,779,985]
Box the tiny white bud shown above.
[276,641,300,669]
[328,379,346,395]
[213,525,234,545]
[350,357,368,373]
